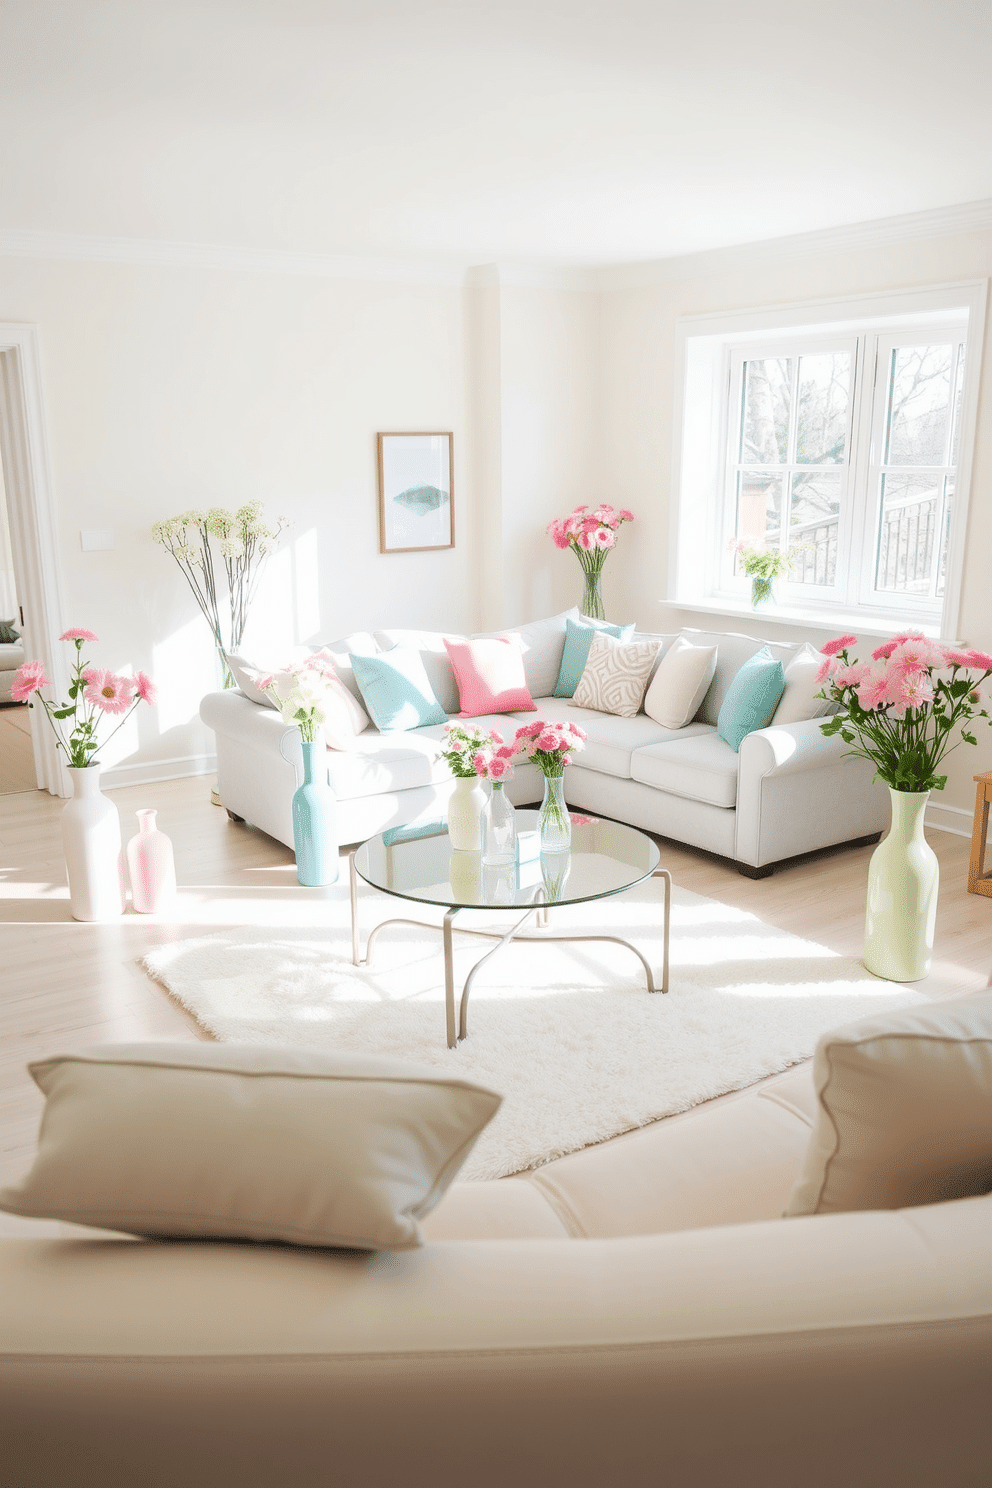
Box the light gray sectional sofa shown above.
[200,609,889,875]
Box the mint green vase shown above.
[863,788,938,982]
[292,738,338,887]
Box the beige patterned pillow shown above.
[571,631,661,718]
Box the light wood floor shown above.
[2,776,990,1234]
[0,702,35,795]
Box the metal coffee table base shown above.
[349,854,672,1049]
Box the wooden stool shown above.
[967,771,992,897]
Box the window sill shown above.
[659,596,944,640]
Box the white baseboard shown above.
[925,799,982,840]
[100,753,217,792]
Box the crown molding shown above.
[593,198,992,291]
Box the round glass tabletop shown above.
[352,809,661,911]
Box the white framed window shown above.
[672,282,986,637]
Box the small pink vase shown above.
[126,808,177,913]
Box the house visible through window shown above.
[673,284,984,637]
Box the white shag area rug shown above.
[143,880,923,1181]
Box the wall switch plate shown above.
[79,528,115,551]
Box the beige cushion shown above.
[785,992,992,1216]
[772,643,833,725]
[629,730,738,808]
[571,632,661,718]
[643,636,718,729]
[0,1044,501,1250]
[680,629,800,725]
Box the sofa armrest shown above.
[735,718,889,868]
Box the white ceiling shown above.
[2,0,991,268]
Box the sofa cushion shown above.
[0,1044,502,1251]
[785,991,992,1217]
[684,629,800,725]
[643,636,718,730]
[474,609,575,699]
[325,726,450,800]
[373,629,462,715]
[629,730,738,808]
[553,616,635,697]
[717,648,786,752]
[444,636,537,716]
[351,648,448,732]
[572,632,662,718]
[772,643,833,725]
[310,632,382,703]
[510,698,707,780]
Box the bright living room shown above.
[2,3,992,1485]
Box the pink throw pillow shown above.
[443,637,537,717]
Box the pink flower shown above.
[889,671,935,714]
[546,518,571,550]
[872,640,899,661]
[495,744,516,760]
[472,751,488,776]
[573,505,589,514]
[567,722,587,740]
[942,648,975,667]
[11,659,49,702]
[570,813,598,825]
[577,529,595,551]
[890,638,946,671]
[618,509,634,522]
[515,721,544,740]
[537,730,562,751]
[594,527,616,549]
[83,669,135,714]
[965,650,992,671]
[59,628,98,644]
[134,671,156,704]
[489,730,504,744]
[857,668,891,711]
[821,634,858,658]
[488,756,513,782]
[815,656,838,684]
[833,662,869,689]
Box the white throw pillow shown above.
[785,991,992,1216]
[0,1044,502,1250]
[226,649,310,708]
[772,643,833,725]
[643,636,718,729]
[571,631,661,718]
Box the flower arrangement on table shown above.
[13,629,156,768]
[151,502,287,689]
[439,722,506,777]
[514,719,587,852]
[546,503,634,620]
[731,541,805,608]
[816,632,992,793]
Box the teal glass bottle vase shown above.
[292,737,338,887]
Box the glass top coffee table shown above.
[349,811,672,1048]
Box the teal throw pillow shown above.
[553,617,635,698]
[717,647,786,752]
[350,648,448,732]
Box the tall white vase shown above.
[447,775,488,852]
[864,787,938,982]
[62,765,125,922]
[126,808,177,913]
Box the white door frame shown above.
[0,323,68,795]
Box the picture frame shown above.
[377,432,454,554]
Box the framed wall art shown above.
[377,432,454,554]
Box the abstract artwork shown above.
[377,432,454,553]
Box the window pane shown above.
[795,353,850,464]
[949,346,965,466]
[736,471,782,547]
[884,345,953,466]
[874,474,944,593]
[788,472,841,585]
[741,359,791,464]
[936,478,953,598]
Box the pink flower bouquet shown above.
[817,632,992,792]
[13,630,156,769]
[513,719,587,777]
[546,503,634,620]
[473,740,516,783]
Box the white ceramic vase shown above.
[864,787,939,982]
[62,765,125,922]
[447,775,488,852]
[126,808,177,913]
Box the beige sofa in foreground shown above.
[3,995,990,1488]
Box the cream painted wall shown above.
[0,254,599,786]
[599,229,992,828]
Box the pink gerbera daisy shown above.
[59,628,98,644]
[966,650,992,671]
[942,648,974,667]
[134,671,157,704]
[537,730,562,751]
[857,668,890,711]
[820,633,858,658]
[84,669,135,714]
[815,656,838,684]
[11,659,49,702]
[871,640,899,661]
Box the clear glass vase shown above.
[483,781,517,866]
[750,574,774,608]
[580,566,605,620]
[538,773,571,854]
